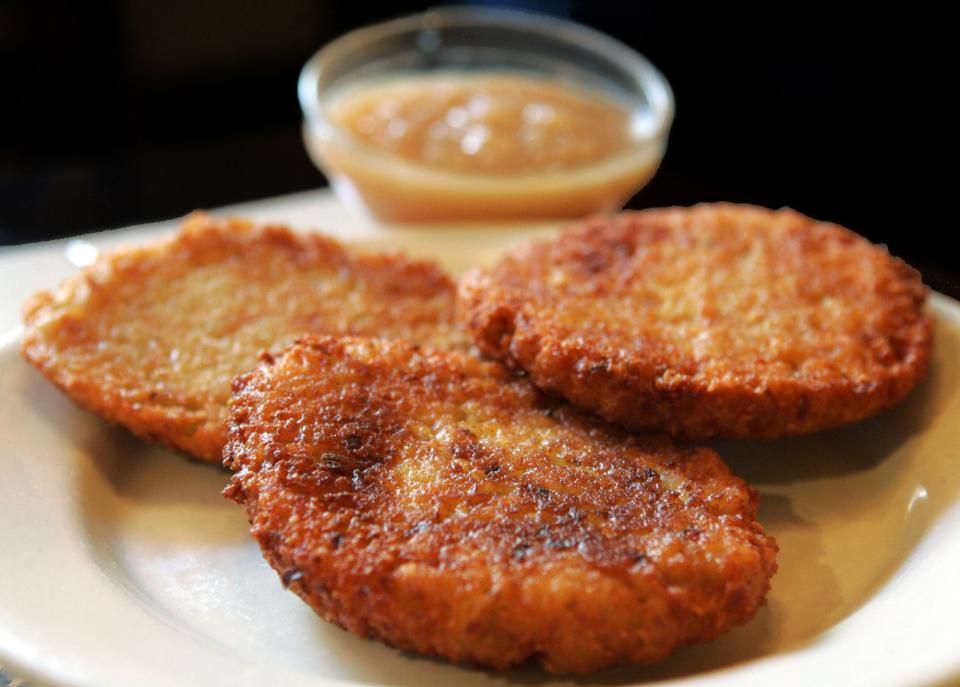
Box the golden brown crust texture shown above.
[458,204,934,440]
[21,213,468,462]
[224,336,778,673]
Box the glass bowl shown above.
[298,7,674,223]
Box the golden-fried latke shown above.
[21,213,468,463]
[459,203,933,440]
[224,336,778,674]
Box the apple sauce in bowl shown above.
[298,8,673,223]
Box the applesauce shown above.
[305,72,666,222]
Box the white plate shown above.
[2,193,960,687]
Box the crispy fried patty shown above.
[224,336,778,673]
[21,214,467,462]
[459,204,933,440]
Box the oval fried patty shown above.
[459,204,933,440]
[21,214,467,463]
[224,336,778,673]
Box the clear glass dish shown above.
[298,7,674,223]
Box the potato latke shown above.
[224,336,778,673]
[459,204,933,439]
[21,214,466,462]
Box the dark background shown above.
[0,2,953,294]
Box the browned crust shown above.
[20,213,467,463]
[224,336,778,673]
[458,204,934,440]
